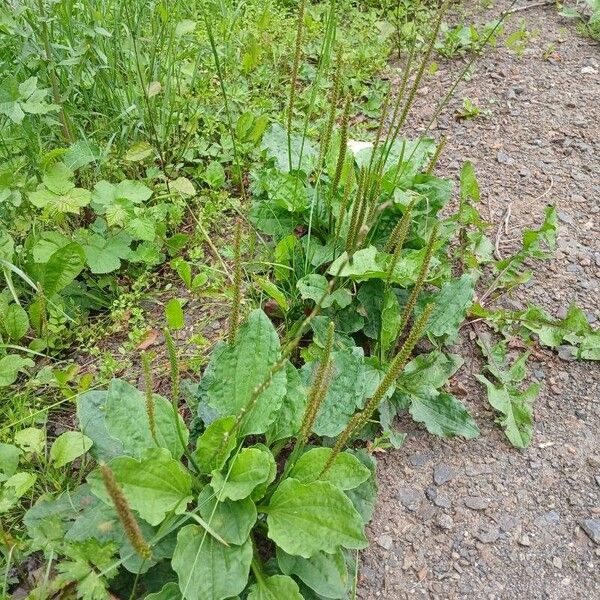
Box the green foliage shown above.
[476,337,540,448]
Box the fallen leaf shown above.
[137,329,158,350]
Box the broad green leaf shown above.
[381,288,401,354]
[165,298,185,330]
[201,309,287,435]
[518,304,599,360]
[249,198,300,238]
[0,472,37,513]
[31,231,70,263]
[89,448,193,526]
[417,273,476,342]
[328,246,425,286]
[39,242,85,297]
[302,346,367,437]
[0,443,21,479]
[459,161,480,202]
[409,391,480,439]
[265,363,307,444]
[476,375,539,448]
[24,485,93,548]
[261,123,317,174]
[397,351,464,397]
[204,161,226,188]
[146,583,183,600]
[29,163,90,214]
[289,448,370,490]
[197,487,257,545]
[194,416,237,474]
[3,303,29,340]
[345,449,378,523]
[328,247,385,281]
[50,432,93,468]
[171,176,196,196]
[14,427,45,454]
[63,140,100,170]
[77,391,124,461]
[105,378,188,460]
[127,216,156,241]
[91,180,152,210]
[262,170,308,212]
[255,276,289,312]
[211,447,273,501]
[247,574,303,600]
[82,232,132,274]
[173,524,252,600]
[297,274,351,309]
[277,547,348,599]
[124,141,153,162]
[357,279,385,339]
[265,478,367,558]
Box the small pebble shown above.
[519,535,531,547]
[464,496,490,511]
[580,519,600,544]
[437,514,454,531]
[377,534,394,550]
[433,464,455,486]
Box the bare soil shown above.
[359,2,600,598]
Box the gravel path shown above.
[359,3,600,598]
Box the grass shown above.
[4,0,597,596]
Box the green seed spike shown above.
[334,170,354,244]
[384,199,415,254]
[366,88,391,177]
[331,95,351,193]
[228,220,243,346]
[345,167,367,254]
[141,352,158,445]
[319,51,344,168]
[385,209,415,287]
[396,2,448,133]
[426,136,447,174]
[397,224,439,339]
[100,464,152,560]
[298,321,335,445]
[321,304,435,476]
[287,0,307,169]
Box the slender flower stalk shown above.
[384,207,415,287]
[395,2,448,132]
[319,52,344,168]
[321,304,434,475]
[345,167,367,254]
[426,136,447,174]
[100,464,151,560]
[384,199,415,254]
[331,96,351,193]
[397,224,438,337]
[141,352,158,444]
[287,0,308,170]
[297,322,335,445]
[228,220,243,346]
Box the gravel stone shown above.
[396,487,422,511]
[437,514,454,530]
[433,464,455,486]
[580,519,600,544]
[464,496,490,511]
[377,534,394,550]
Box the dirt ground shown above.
[359,2,600,599]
